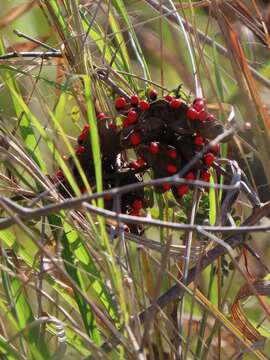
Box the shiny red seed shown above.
[210,144,220,155]
[109,123,117,130]
[206,114,215,122]
[130,95,140,105]
[167,164,177,174]
[130,161,140,170]
[62,155,68,161]
[187,107,199,120]
[193,100,205,112]
[97,112,106,120]
[56,169,63,178]
[163,183,171,191]
[148,89,158,100]
[185,172,195,180]
[133,199,143,210]
[164,94,173,102]
[170,98,182,109]
[201,171,210,182]
[177,184,189,196]
[167,149,177,158]
[194,136,205,146]
[139,100,150,110]
[150,142,159,154]
[204,153,215,166]
[130,209,140,216]
[76,146,86,154]
[127,110,137,123]
[137,157,146,166]
[130,133,141,145]
[123,119,130,128]
[198,110,208,121]
[115,97,126,109]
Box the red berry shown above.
[163,183,171,191]
[210,143,220,155]
[187,107,199,120]
[133,199,143,210]
[62,155,68,161]
[123,119,130,128]
[170,98,182,109]
[194,136,205,146]
[193,97,205,103]
[193,100,205,112]
[198,110,208,122]
[204,153,215,166]
[76,146,86,154]
[167,164,177,174]
[139,100,150,111]
[137,157,146,166]
[150,142,159,154]
[177,184,189,196]
[78,125,90,142]
[109,123,117,130]
[148,89,158,100]
[130,161,140,170]
[130,95,139,106]
[185,172,195,180]
[127,110,137,123]
[201,171,210,182]
[115,97,126,109]
[130,133,141,145]
[130,209,140,216]
[167,149,177,159]
[206,114,215,122]
[164,94,173,102]
[97,112,106,120]
[56,169,63,178]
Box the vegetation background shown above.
[0,0,270,359]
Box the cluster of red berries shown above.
[55,89,231,218]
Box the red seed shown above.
[115,97,126,109]
[148,89,158,100]
[133,199,143,210]
[206,114,215,122]
[130,95,139,106]
[194,136,205,146]
[185,172,195,180]
[164,94,173,102]
[76,146,86,154]
[62,155,68,161]
[170,98,182,109]
[56,169,63,178]
[130,133,141,145]
[130,209,140,216]
[167,164,177,174]
[97,112,106,120]
[127,110,137,123]
[163,183,171,191]
[187,107,199,120]
[109,123,117,130]
[198,110,208,122]
[193,100,205,112]
[150,142,159,154]
[139,100,150,111]
[78,125,90,142]
[167,149,177,159]
[210,143,220,155]
[201,171,210,182]
[130,161,140,170]
[204,153,215,166]
[123,119,130,128]
[177,184,189,196]
[137,157,146,166]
